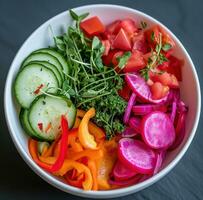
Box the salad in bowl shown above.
[5,4,200,198]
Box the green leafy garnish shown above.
[117,51,131,69]
[151,31,155,42]
[54,10,127,139]
[162,43,172,51]
[140,32,168,80]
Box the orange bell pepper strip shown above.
[42,134,61,157]
[89,122,105,142]
[76,109,86,118]
[56,159,93,190]
[28,139,52,169]
[78,108,98,149]
[73,117,81,128]
[88,160,98,191]
[65,172,85,189]
[96,139,118,190]
[68,129,83,152]
[39,156,93,190]
[76,109,105,141]
[66,149,103,161]
[29,115,69,173]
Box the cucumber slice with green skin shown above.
[28,61,63,88]
[15,63,59,108]
[22,52,65,80]
[28,95,76,141]
[19,109,45,141]
[34,48,69,76]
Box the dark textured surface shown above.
[0,0,202,199]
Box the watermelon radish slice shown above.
[169,112,186,151]
[123,93,136,124]
[113,160,137,181]
[109,174,143,186]
[153,151,166,174]
[125,73,169,104]
[132,104,167,115]
[122,127,138,138]
[118,138,156,174]
[141,111,175,149]
[129,117,141,133]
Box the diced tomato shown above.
[145,25,175,48]
[150,72,179,89]
[150,82,163,100]
[167,56,183,81]
[112,51,124,66]
[162,85,170,97]
[151,72,171,86]
[147,79,154,86]
[102,40,111,56]
[105,20,121,35]
[150,82,169,100]
[80,16,105,36]
[158,61,169,70]
[160,27,175,48]
[168,74,179,88]
[143,52,152,63]
[145,25,160,46]
[102,50,119,66]
[112,29,132,50]
[123,51,146,72]
[118,84,131,101]
[158,56,182,81]
[132,32,148,54]
[119,19,138,35]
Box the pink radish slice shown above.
[122,127,138,138]
[132,104,167,115]
[153,151,166,175]
[123,93,136,124]
[170,101,177,123]
[109,174,143,186]
[141,111,175,149]
[169,112,186,151]
[118,138,156,174]
[129,117,141,133]
[125,73,169,104]
[113,160,137,181]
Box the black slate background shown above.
[0,0,202,199]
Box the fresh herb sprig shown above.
[140,32,168,80]
[54,10,127,139]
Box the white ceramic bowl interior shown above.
[4,4,201,199]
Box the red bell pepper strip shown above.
[29,115,69,173]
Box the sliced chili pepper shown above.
[34,84,44,94]
[37,123,43,131]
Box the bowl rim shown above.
[4,4,201,198]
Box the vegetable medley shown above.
[14,10,188,191]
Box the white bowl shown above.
[4,4,201,199]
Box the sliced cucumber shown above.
[22,52,64,80]
[28,95,76,141]
[19,109,45,140]
[34,48,69,76]
[15,63,58,108]
[28,61,63,88]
